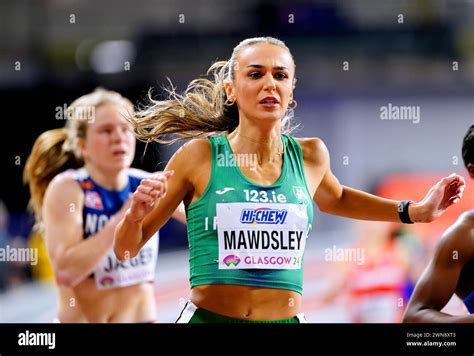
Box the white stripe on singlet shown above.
[175,300,198,323]
[295,313,307,323]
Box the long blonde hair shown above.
[132,36,297,144]
[23,88,134,223]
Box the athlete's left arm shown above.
[302,138,465,223]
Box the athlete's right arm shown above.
[43,173,130,288]
[114,140,199,260]
[402,214,474,323]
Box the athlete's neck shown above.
[83,163,128,191]
[227,124,283,164]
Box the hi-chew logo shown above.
[240,207,287,225]
[223,254,241,266]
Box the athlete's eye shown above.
[274,72,288,80]
[248,72,262,79]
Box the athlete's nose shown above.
[262,72,277,92]
[111,127,127,143]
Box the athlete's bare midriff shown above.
[191,284,302,320]
[57,280,155,323]
[56,286,88,323]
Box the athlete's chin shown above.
[255,111,285,123]
[104,161,130,173]
[110,155,133,167]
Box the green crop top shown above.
[185,134,314,294]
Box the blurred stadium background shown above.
[0,0,473,322]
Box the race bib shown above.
[216,203,308,270]
[94,233,158,290]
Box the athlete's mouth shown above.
[259,96,280,105]
[112,148,128,158]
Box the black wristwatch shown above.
[398,200,414,224]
